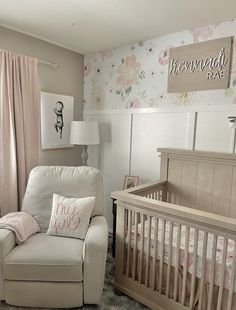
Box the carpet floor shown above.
[0,235,149,310]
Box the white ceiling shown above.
[0,0,236,55]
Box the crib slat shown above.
[174,224,181,301]
[227,240,236,310]
[126,209,132,277]
[190,229,199,310]
[166,222,173,298]
[160,190,163,201]
[116,206,127,277]
[162,184,167,201]
[139,213,145,284]
[217,237,228,310]
[132,211,138,280]
[155,191,158,200]
[198,232,208,310]
[181,226,190,305]
[145,215,151,287]
[159,220,166,293]
[207,234,217,310]
[152,217,158,290]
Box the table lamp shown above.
[70,121,100,166]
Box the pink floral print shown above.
[84,20,236,110]
[231,40,236,75]
[126,97,141,109]
[117,55,141,89]
[145,42,156,56]
[91,86,105,109]
[84,62,92,77]
[100,50,113,61]
[158,48,170,65]
[128,219,236,291]
[190,26,213,43]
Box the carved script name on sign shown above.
[167,37,233,93]
[169,48,228,78]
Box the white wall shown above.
[195,111,236,153]
[83,19,236,231]
[131,112,194,182]
[85,104,236,230]
[85,113,131,228]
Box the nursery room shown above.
[1,0,236,309]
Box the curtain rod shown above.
[1,49,60,69]
[38,59,60,69]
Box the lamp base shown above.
[81,145,88,166]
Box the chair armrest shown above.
[83,216,108,304]
[0,229,16,300]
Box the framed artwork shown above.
[123,175,139,190]
[40,92,74,149]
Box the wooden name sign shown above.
[167,37,233,93]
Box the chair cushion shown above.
[22,166,104,232]
[3,233,83,282]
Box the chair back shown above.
[22,166,104,232]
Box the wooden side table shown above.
[112,198,116,257]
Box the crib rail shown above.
[112,182,236,310]
[128,180,167,201]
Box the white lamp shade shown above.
[70,121,100,145]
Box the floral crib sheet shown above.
[127,218,236,291]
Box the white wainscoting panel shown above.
[85,113,131,230]
[131,112,192,182]
[84,105,236,230]
[195,111,235,153]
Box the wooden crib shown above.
[111,148,236,310]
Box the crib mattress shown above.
[128,219,235,291]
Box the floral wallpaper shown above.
[84,20,236,110]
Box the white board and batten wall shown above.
[84,104,236,230]
[86,114,131,229]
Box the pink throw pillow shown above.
[47,194,95,239]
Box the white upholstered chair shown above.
[0,166,108,308]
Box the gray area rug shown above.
[0,235,148,310]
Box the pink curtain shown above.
[0,50,39,216]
